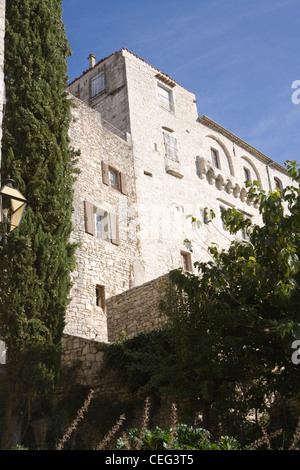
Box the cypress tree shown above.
[0,0,78,448]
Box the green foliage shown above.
[159,160,300,433]
[10,445,29,450]
[104,330,175,400]
[0,0,78,414]
[116,424,244,450]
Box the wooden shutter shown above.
[110,213,120,245]
[163,130,177,161]
[102,161,109,185]
[91,72,105,98]
[84,201,95,236]
[120,172,127,195]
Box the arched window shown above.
[274,177,283,193]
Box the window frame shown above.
[102,161,127,195]
[211,148,220,169]
[243,167,251,183]
[95,285,106,309]
[84,201,120,245]
[109,167,120,191]
[95,208,111,242]
[157,82,174,112]
[180,251,192,272]
[274,177,283,193]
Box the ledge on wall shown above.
[165,160,184,179]
[166,168,184,179]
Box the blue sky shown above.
[62,0,300,168]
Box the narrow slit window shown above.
[96,285,105,309]
[244,167,251,183]
[274,177,282,193]
[211,148,220,169]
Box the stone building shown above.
[66,48,291,343]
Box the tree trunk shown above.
[1,389,22,450]
[202,400,211,431]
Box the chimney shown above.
[88,53,96,69]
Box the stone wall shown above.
[61,332,188,431]
[67,50,130,137]
[62,334,105,387]
[106,274,169,342]
[65,96,140,341]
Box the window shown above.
[219,205,226,230]
[102,161,127,194]
[201,207,210,224]
[180,251,192,272]
[91,72,105,98]
[244,167,251,183]
[96,285,105,309]
[211,148,220,169]
[109,167,119,190]
[238,211,252,241]
[95,209,111,242]
[218,201,234,231]
[274,177,282,193]
[163,129,178,161]
[157,83,174,112]
[84,201,120,245]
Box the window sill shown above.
[165,159,183,179]
[166,168,184,179]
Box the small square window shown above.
[96,285,105,309]
[102,161,127,195]
[211,148,220,169]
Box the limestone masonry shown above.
[66,48,291,343]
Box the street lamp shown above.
[0,175,27,245]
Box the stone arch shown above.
[206,135,235,176]
[241,156,262,186]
